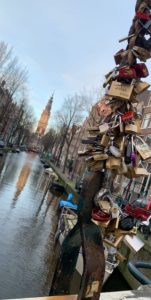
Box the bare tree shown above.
[1,58,28,97]
[54,93,90,171]
[6,92,35,145]
[0,41,35,145]
[14,102,35,145]
[62,124,78,173]
[41,128,57,152]
[0,41,12,69]
[0,41,28,98]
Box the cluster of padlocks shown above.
[78,0,151,255]
[80,0,151,178]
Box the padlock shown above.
[99,123,110,134]
[136,2,150,18]
[90,161,105,171]
[109,145,121,158]
[127,49,136,66]
[119,116,124,133]
[125,123,138,134]
[134,136,151,160]
[114,49,124,65]
[114,137,122,148]
[125,165,149,179]
[136,11,150,21]
[117,65,137,79]
[121,111,134,122]
[93,153,109,161]
[100,134,110,147]
[117,158,128,174]
[124,138,132,164]
[99,200,111,214]
[132,46,151,62]
[134,80,150,94]
[119,136,126,155]
[134,117,142,134]
[106,157,121,170]
[133,63,149,78]
[114,137,125,155]
[133,167,149,177]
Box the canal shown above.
[0,151,58,299]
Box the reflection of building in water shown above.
[12,164,31,206]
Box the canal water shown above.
[0,151,58,299]
[0,151,131,299]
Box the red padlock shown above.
[121,111,134,122]
[92,207,111,222]
[133,63,149,78]
[118,66,137,79]
[136,11,150,20]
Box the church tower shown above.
[36,95,53,136]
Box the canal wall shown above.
[49,162,151,289]
[49,162,80,203]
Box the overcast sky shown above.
[0,0,136,123]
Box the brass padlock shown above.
[100,134,110,147]
[117,158,128,174]
[93,153,109,161]
[134,117,142,134]
[119,116,124,133]
[134,80,150,94]
[125,123,138,134]
[133,167,149,177]
[90,161,104,171]
[125,166,149,178]
[106,157,121,169]
[119,136,125,155]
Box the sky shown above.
[0,0,137,125]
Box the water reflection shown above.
[11,163,31,208]
[0,152,59,299]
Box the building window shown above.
[141,113,151,129]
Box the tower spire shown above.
[36,94,53,136]
[46,94,53,113]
